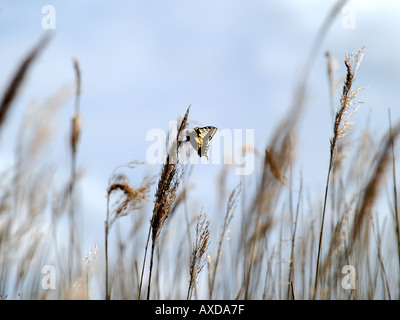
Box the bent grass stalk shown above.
[105,164,153,299]
[0,34,51,131]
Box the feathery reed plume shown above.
[105,163,153,299]
[0,34,51,132]
[144,106,190,300]
[314,46,366,299]
[187,212,210,300]
[107,177,152,227]
[65,277,86,300]
[209,183,241,299]
[84,244,99,299]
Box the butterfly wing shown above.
[186,128,201,151]
[186,126,217,159]
[203,126,217,142]
[196,126,217,158]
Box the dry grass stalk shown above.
[243,134,295,299]
[388,110,400,294]
[321,207,349,279]
[0,72,71,298]
[71,58,82,153]
[73,58,81,105]
[209,183,241,299]
[287,173,302,300]
[371,219,391,300]
[314,46,366,299]
[187,212,210,300]
[144,106,190,300]
[67,57,83,287]
[0,34,50,131]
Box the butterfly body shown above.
[186,126,217,160]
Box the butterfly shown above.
[186,126,217,160]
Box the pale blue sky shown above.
[1,0,400,297]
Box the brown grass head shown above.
[265,146,290,188]
[71,58,82,156]
[73,58,81,103]
[146,106,190,299]
[71,113,82,156]
[188,212,210,299]
[107,174,154,229]
[151,105,190,245]
[331,46,366,159]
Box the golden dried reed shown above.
[0,34,51,131]
[144,106,190,300]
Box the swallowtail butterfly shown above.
[186,126,217,160]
